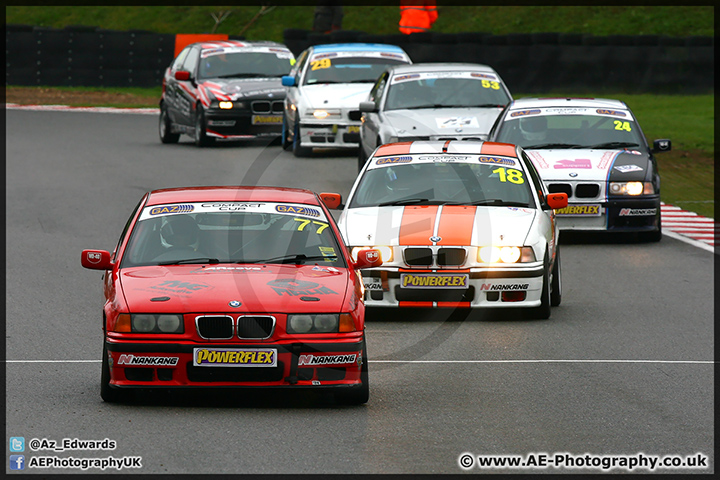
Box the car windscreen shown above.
[121,203,346,268]
[494,112,646,150]
[198,51,293,79]
[349,161,535,209]
[304,56,408,85]
[384,75,511,111]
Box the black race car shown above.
[159,40,295,146]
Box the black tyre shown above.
[335,336,369,405]
[194,106,215,147]
[100,343,130,403]
[159,104,180,144]
[281,114,292,150]
[550,248,562,307]
[292,114,313,157]
[526,252,551,320]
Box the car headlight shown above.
[609,181,654,195]
[477,246,535,264]
[306,109,342,119]
[287,314,354,333]
[114,314,184,333]
[218,101,233,109]
[351,246,393,262]
[210,100,245,110]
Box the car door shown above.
[284,49,309,131]
[362,71,389,152]
[175,46,201,127]
[165,46,191,125]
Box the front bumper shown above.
[105,339,364,389]
[360,266,545,308]
[298,122,361,149]
[555,197,661,232]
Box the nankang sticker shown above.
[275,204,320,217]
[117,355,179,366]
[149,204,195,216]
[470,72,498,80]
[619,208,657,216]
[298,354,358,366]
[478,156,516,166]
[479,283,529,291]
[376,156,413,165]
[509,109,542,117]
[596,108,627,117]
[613,164,644,173]
[194,348,277,367]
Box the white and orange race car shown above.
[333,140,568,319]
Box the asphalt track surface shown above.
[5,109,715,475]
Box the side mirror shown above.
[359,101,377,113]
[174,70,191,81]
[652,139,671,153]
[281,75,296,87]
[546,193,568,210]
[353,249,383,270]
[81,249,113,270]
[319,192,342,210]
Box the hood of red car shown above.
[118,263,349,314]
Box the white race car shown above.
[331,140,568,319]
[488,97,670,241]
[357,63,512,171]
[281,43,412,157]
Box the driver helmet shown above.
[160,215,200,249]
[519,115,548,142]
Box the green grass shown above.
[6,6,714,41]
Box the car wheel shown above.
[358,144,368,172]
[194,106,215,147]
[526,252,551,320]
[281,114,292,150]
[159,104,180,144]
[100,343,130,403]
[550,247,562,307]
[334,335,369,405]
[292,114,312,157]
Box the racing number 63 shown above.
[492,167,525,184]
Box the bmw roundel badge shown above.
[229,300,242,308]
[569,172,578,177]
[430,236,441,243]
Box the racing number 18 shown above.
[492,167,525,184]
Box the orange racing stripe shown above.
[480,142,517,157]
[436,206,477,245]
[375,142,413,156]
[399,206,438,245]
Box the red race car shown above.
[81,186,381,404]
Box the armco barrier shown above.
[5,26,714,93]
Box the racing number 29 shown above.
[492,167,525,184]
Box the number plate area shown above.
[193,348,277,367]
